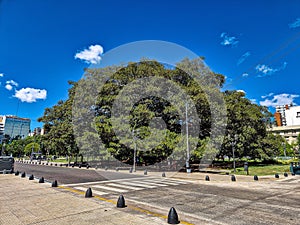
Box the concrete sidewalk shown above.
[0,174,169,225]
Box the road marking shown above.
[120,181,157,188]
[156,178,189,184]
[131,180,168,186]
[63,177,189,196]
[150,179,187,185]
[93,185,128,193]
[73,186,108,195]
[63,176,147,187]
[106,183,143,190]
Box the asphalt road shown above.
[14,162,300,224]
[121,177,300,225]
[14,162,142,184]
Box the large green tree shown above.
[219,90,275,160]
[39,58,279,166]
[38,81,79,159]
[73,58,226,165]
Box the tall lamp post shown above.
[232,134,238,173]
[185,102,191,173]
[132,128,137,172]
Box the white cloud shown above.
[0,73,3,77]
[237,89,246,94]
[75,44,104,64]
[289,18,300,29]
[260,93,299,107]
[255,62,287,77]
[242,73,249,77]
[6,80,18,87]
[261,93,274,99]
[237,51,250,65]
[5,80,19,91]
[250,99,257,104]
[5,84,13,91]
[220,32,239,47]
[14,88,47,103]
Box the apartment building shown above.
[269,105,300,144]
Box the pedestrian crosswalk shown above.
[64,177,189,196]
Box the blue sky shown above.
[0,0,300,130]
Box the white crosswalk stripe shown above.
[93,185,128,193]
[66,177,189,196]
[73,186,108,195]
[119,181,157,188]
[106,183,143,190]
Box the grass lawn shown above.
[232,164,291,176]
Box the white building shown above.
[268,125,300,144]
[275,105,300,127]
[0,115,30,143]
[285,105,300,126]
[271,105,300,144]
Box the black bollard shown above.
[275,173,279,179]
[79,165,81,168]
[39,177,44,183]
[29,174,34,180]
[254,175,259,181]
[167,207,180,224]
[86,165,90,169]
[15,171,19,176]
[54,163,57,166]
[144,170,147,175]
[60,164,62,167]
[231,175,236,182]
[292,173,295,176]
[117,195,126,208]
[52,180,58,187]
[162,172,166,177]
[21,172,26,178]
[85,187,93,198]
[205,175,210,181]
[284,172,288,177]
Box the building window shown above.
[297,112,300,118]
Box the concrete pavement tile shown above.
[0,212,23,225]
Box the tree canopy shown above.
[3,58,284,165]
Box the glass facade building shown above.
[0,115,30,143]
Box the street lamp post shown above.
[232,134,238,173]
[185,102,191,173]
[132,129,137,172]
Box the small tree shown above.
[24,143,40,156]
